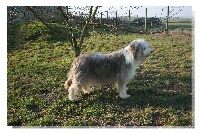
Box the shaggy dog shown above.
[64,39,153,101]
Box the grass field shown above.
[7,21,193,127]
[168,22,192,30]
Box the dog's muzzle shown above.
[145,50,153,57]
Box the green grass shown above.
[7,21,193,127]
[168,22,192,30]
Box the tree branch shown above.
[57,6,75,47]
[57,6,71,27]
[79,6,100,48]
[26,6,54,31]
[91,6,100,23]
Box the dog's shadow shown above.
[77,70,192,113]
[66,69,192,126]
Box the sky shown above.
[102,6,192,18]
[72,6,192,18]
[97,6,192,18]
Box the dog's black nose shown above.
[150,50,153,54]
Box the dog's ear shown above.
[129,42,140,59]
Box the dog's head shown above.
[127,39,153,61]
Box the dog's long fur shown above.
[64,39,153,101]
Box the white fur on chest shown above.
[123,47,141,80]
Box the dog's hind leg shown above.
[68,83,81,101]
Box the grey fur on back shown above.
[69,49,132,86]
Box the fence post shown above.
[105,11,108,20]
[100,12,103,24]
[128,10,131,21]
[144,8,147,31]
[115,11,118,27]
[166,6,169,31]
[105,11,108,24]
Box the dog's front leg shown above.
[117,83,130,99]
[82,85,94,94]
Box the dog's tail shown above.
[64,78,72,89]
[64,67,73,89]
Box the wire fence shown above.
[94,6,192,33]
[7,6,192,34]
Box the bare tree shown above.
[57,6,99,57]
[26,6,100,57]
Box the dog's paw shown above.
[120,94,130,99]
[88,88,94,93]
[69,95,79,101]
[83,88,94,94]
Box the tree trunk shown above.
[72,36,80,57]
